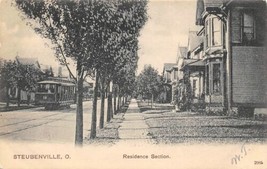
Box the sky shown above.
[138,0,199,74]
[0,0,199,76]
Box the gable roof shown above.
[177,46,188,59]
[188,31,203,52]
[163,63,176,72]
[16,56,40,69]
[196,0,228,25]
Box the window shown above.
[212,64,221,94]
[193,79,197,97]
[231,9,256,45]
[205,17,222,48]
[212,17,221,46]
[205,65,209,95]
[205,20,209,48]
[242,10,255,45]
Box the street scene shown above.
[0,0,266,146]
[0,0,267,168]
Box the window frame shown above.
[205,61,222,95]
[231,8,258,45]
[212,63,222,94]
[241,9,256,45]
[211,17,222,46]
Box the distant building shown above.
[162,63,177,103]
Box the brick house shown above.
[195,0,267,116]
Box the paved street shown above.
[0,100,108,143]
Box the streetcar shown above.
[35,78,75,110]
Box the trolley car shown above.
[35,78,75,110]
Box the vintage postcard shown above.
[0,0,266,168]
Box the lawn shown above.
[137,100,267,144]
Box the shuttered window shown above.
[231,9,242,43]
[231,9,256,45]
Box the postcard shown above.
[0,0,266,168]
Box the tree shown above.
[15,0,148,145]
[92,0,148,130]
[15,0,100,146]
[0,59,43,107]
[136,65,162,107]
[16,63,43,106]
[0,60,17,107]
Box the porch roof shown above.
[180,59,205,71]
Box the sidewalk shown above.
[0,102,37,112]
[117,99,155,146]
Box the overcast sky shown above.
[0,0,198,75]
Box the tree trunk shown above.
[107,91,113,121]
[6,87,9,107]
[107,92,111,122]
[90,71,99,139]
[110,94,113,119]
[99,81,105,129]
[99,92,105,128]
[17,87,21,107]
[117,87,120,111]
[151,93,154,108]
[75,76,83,146]
[107,82,112,122]
[117,96,120,112]
[113,86,117,115]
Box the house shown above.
[195,0,267,116]
[182,31,205,101]
[0,56,55,105]
[177,46,188,81]
[162,63,176,103]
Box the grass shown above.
[137,100,267,145]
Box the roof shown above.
[196,0,228,25]
[163,63,177,72]
[16,56,39,66]
[187,60,205,67]
[83,81,93,88]
[196,0,265,25]
[203,0,228,7]
[177,46,188,59]
[188,31,203,52]
[181,59,205,70]
[38,80,75,86]
[183,59,198,66]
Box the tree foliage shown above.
[136,65,163,101]
[0,59,45,106]
[14,0,148,146]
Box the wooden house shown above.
[196,0,267,116]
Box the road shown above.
[0,99,109,144]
